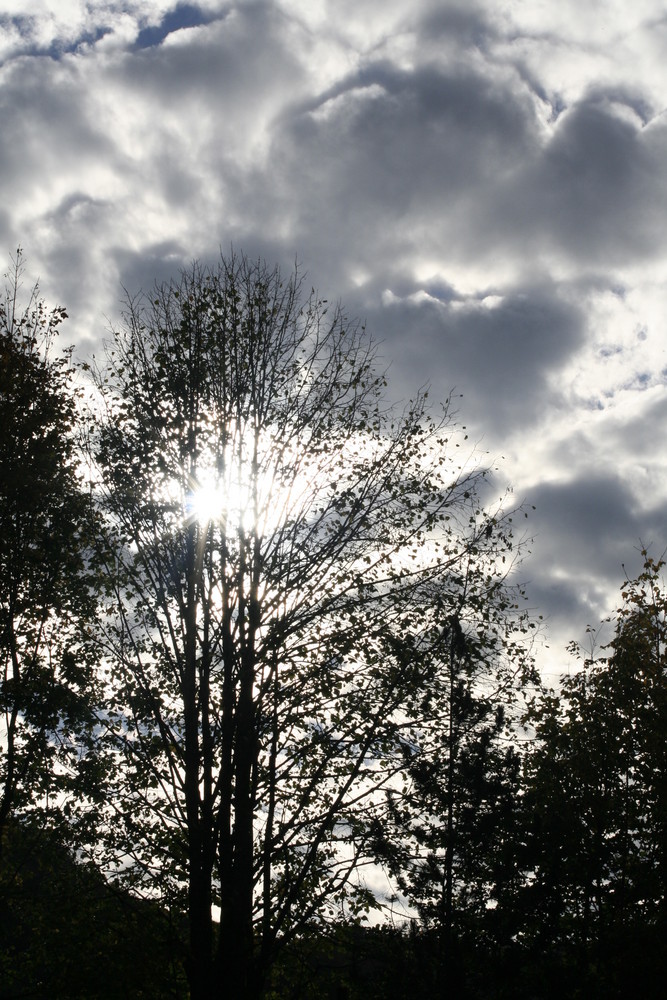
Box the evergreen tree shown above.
[380,548,538,997]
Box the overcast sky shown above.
[3,0,667,678]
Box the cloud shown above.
[353,283,584,441]
[259,59,540,271]
[520,467,667,670]
[531,474,642,575]
[481,93,667,269]
[2,0,667,670]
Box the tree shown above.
[88,251,520,999]
[378,545,538,997]
[518,552,667,998]
[0,250,99,851]
[0,816,187,999]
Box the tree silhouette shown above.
[87,251,517,999]
[0,250,99,850]
[379,547,538,997]
[519,552,667,998]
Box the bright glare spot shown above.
[185,471,249,529]
[187,480,226,525]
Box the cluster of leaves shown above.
[0,817,187,999]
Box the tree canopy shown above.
[0,250,99,849]
[85,251,533,999]
[513,551,667,998]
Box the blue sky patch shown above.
[135,4,216,50]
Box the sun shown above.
[187,479,226,525]
[184,465,261,532]
[184,468,244,528]
[180,424,322,536]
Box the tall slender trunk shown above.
[440,638,459,1000]
[183,521,214,998]
[218,530,261,999]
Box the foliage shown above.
[0,817,187,998]
[0,250,100,846]
[377,544,539,993]
[517,551,667,997]
[8,247,667,999]
[86,251,525,998]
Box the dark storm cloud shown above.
[531,474,641,576]
[111,242,200,305]
[231,51,667,322]
[264,60,538,262]
[208,51,545,326]
[242,46,667,287]
[115,2,299,103]
[0,57,114,190]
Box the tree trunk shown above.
[183,520,215,998]
[217,537,260,999]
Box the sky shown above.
[2,0,667,679]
